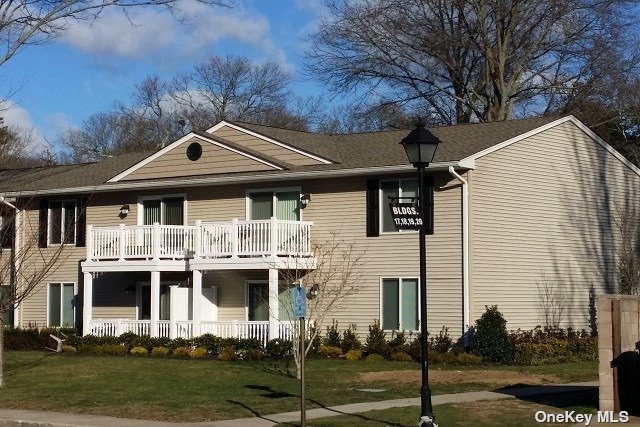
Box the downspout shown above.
[0,197,20,328]
[448,167,470,344]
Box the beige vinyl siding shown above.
[211,125,324,166]
[470,121,640,331]
[122,136,275,181]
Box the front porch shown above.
[87,319,298,346]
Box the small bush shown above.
[345,349,362,361]
[189,347,207,359]
[407,334,423,361]
[364,320,390,357]
[130,346,148,356]
[471,306,513,364]
[151,346,170,357]
[431,351,483,365]
[318,345,342,359]
[388,331,408,354]
[173,346,191,357]
[365,353,385,362]
[341,324,361,353]
[324,320,341,347]
[61,345,77,353]
[167,338,191,351]
[218,347,238,361]
[243,348,265,360]
[266,338,293,359]
[192,334,221,353]
[431,326,453,353]
[391,351,413,362]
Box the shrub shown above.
[471,306,513,364]
[308,327,322,355]
[391,351,413,362]
[189,347,207,359]
[266,339,293,359]
[173,346,191,357]
[324,320,341,347]
[431,326,453,353]
[341,324,361,353]
[345,349,362,361]
[243,348,265,360]
[167,338,191,351]
[407,334,422,361]
[62,345,77,353]
[192,334,221,353]
[318,345,342,359]
[117,332,139,349]
[431,351,483,365]
[365,353,385,362]
[364,320,390,357]
[218,347,238,361]
[151,347,170,357]
[130,346,148,356]
[388,331,408,354]
[99,344,128,356]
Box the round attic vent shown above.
[187,142,202,161]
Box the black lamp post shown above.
[400,120,440,427]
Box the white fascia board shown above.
[108,132,283,183]
[1,161,471,198]
[207,120,334,165]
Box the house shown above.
[0,115,637,343]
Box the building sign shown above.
[388,202,423,230]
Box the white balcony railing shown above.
[88,319,308,347]
[87,218,313,262]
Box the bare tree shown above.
[0,198,72,387]
[308,0,638,124]
[278,232,367,379]
[0,0,231,71]
[613,201,640,295]
[536,271,568,328]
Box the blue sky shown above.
[0,0,327,155]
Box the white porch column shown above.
[192,270,202,337]
[82,272,93,336]
[150,271,160,337]
[268,268,279,340]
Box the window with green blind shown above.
[141,197,184,225]
[381,278,419,331]
[248,190,300,220]
[380,179,418,232]
[48,201,76,244]
[48,283,75,327]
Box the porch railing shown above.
[87,218,313,261]
[88,319,309,347]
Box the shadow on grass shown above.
[4,352,55,375]
[244,384,297,399]
[494,384,598,410]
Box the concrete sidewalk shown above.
[0,381,597,427]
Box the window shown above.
[140,196,185,225]
[48,201,76,244]
[380,179,418,232]
[0,210,14,249]
[48,283,75,327]
[381,278,419,331]
[248,189,300,221]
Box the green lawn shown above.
[0,352,597,422]
[280,390,598,426]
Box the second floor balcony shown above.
[85,218,313,270]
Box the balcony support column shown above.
[82,272,93,336]
[192,270,202,337]
[268,268,279,341]
[150,271,160,338]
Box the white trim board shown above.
[108,133,284,183]
[461,115,640,178]
[207,121,334,165]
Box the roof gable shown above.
[109,133,284,182]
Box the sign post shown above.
[293,285,307,427]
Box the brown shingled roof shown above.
[0,116,563,194]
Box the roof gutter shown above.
[448,166,470,345]
[0,160,475,198]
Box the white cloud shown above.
[61,0,288,65]
[0,101,48,155]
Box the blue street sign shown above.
[293,286,307,318]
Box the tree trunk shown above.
[0,319,4,388]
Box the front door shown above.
[138,284,170,320]
[248,283,269,321]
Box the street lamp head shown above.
[400,120,441,167]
